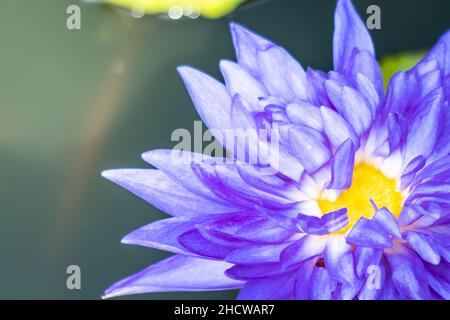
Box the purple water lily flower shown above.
[103,0,450,300]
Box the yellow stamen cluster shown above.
[319,163,403,234]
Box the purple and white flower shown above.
[102,0,450,300]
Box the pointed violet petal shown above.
[293,259,317,299]
[403,231,441,265]
[226,263,291,280]
[354,246,383,278]
[103,255,243,298]
[193,161,295,210]
[385,248,431,299]
[236,164,302,200]
[422,30,450,76]
[307,68,333,107]
[409,181,450,202]
[220,60,267,111]
[382,71,409,119]
[372,207,402,239]
[229,100,305,183]
[280,235,327,267]
[297,209,349,235]
[225,242,292,265]
[122,215,216,254]
[427,272,450,300]
[178,229,233,259]
[228,95,261,162]
[233,219,294,244]
[230,94,256,131]
[415,68,442,102]
[320,106,359,149]
[325,81,373,135]
[325,235,357,285]
[333,0,375,73]
[310,267,338,300]
[346,218,393,249]
[141,150,230,205]
[400,156,426,190]
[387,112,407,153]
[237,272,297,300]
[350,50,383,102]
[398,204,423,227]
[326,139,355,190]
[285,102,323,131]
[289,125,332,174]
[357,261,386,300]
[404,89,443,165]
[178,66,232,138]
[229,22,272,75]
[356,72,380,115]
[256,45,309,102]
[415,154,450,182]
[337,280,363,300]
[196,212,262,238]
[101,169,234,216]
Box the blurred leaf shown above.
[380,51,426,89]
[100,0,248,19]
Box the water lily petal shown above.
[307,68,333,107]
[398,204,423,227]
[385,247,431,299]
[356,72,381,115]
[230,22,273,75]
[297,209,348,235]
[372,207,402,239]
[347,218,393,249]
[285,102,323,131]
[387,112,407,153]
[400,156,426,190]
[354,246,383,278]
[320,106,359,149]
[220,60,267,110]
[178,66,232,138]
[421,30,450,76]
[310,267,338,300]
[404,231,441,265]
[427,272,450,300]
[350,50,383,103]
[142,150,231,205]
[289,125,332,174]
[326,139,355,190]
[325,235,357,285]
[256,45,309,102]
[178,229,233,259]
[326,81,373,135]
[333,0,375,73]
[101,169,234,216]
[103,255,243,298]
[237,272,296,300]
[226,263,292,280]
[280,235,327,267]
[415,154,450,182]
[404,89,443,164]
[233,218,294,243]
[226,242,292,265]
[122,215,215,254]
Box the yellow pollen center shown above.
[318,163,403,234]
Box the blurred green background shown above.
[0,0,448,299]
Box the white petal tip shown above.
[177,65,196,78]
[101,170,117,180]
